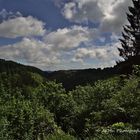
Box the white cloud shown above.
[62,2,76,19]
[0,38,60,70]
[44,25,99,51]
[0,9,22,19]
[73,42,121,67]
[75,48,107,60]
[61,0,132,34]
[0,15,46,38]
[100,0,132,33]
[0,25,100,70]
[0,5,126,70]
[0,24,121,70]
[62,0,104,23]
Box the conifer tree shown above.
[119,0,140,60]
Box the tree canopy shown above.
[119,0,140,60]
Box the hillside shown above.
[0,59,119,90]
[46,67,118,90]
[46,56,140,90]
[1,57,140,91]
[0,58,140,140]
[0,59,45,76]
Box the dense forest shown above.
[46,55,140,91]
[0,0,140,139]
[0,58,140,140]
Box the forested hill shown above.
[46,55,140,90]
[45,67,118,90]
[1,57,140,90]
[0,58,140,140]
[0,59,118,90]
[0,59,46,76]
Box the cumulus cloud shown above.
[60,0,132,34]
[75,48,107,60]
[62,0,104,23]
[0,5,125,70]
[100,0,132,33]
[0,25,100,70]
[0,24,121,70]
[73,42,121,67]
[0,9,22,19]
[0,15,46,38]
[0,38,60,70]
[44,25,99,51]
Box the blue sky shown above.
[0,0,132,70]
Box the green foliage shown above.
[0,59,140,140]
[46,133,76,140]
[119,0,140,59]
[0,96,57,139]
[89,134,134,140]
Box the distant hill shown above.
[0,59,118,90]
[1,56,140,90]
[0,59,44,76]
[45,67,119,90]
[0,59,47,88]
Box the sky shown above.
[0,0,132,70]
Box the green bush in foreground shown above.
[46,133,76,140]
[0,66,140,139]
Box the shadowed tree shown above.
[119,0,140,60]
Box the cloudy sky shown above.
[0,0,132,70]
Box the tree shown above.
[119,0,140,60]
